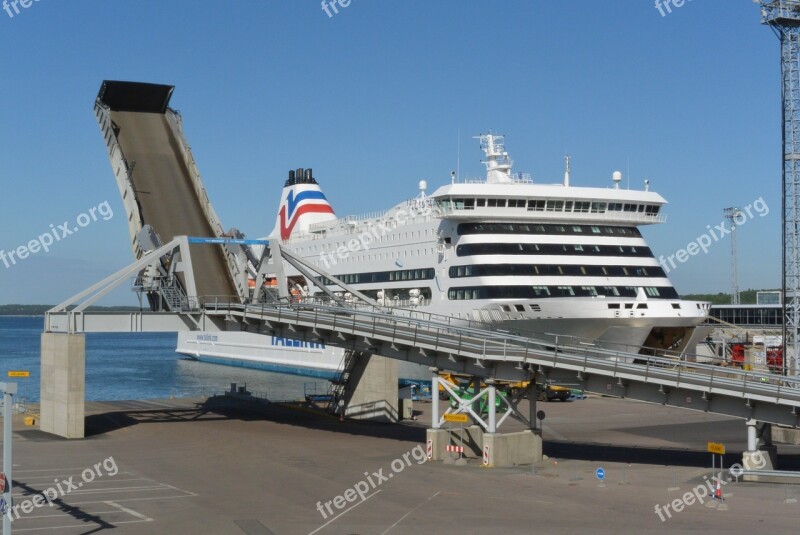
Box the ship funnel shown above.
[271,168,336,240]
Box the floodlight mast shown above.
[759,0,800,376]
[724,207,742,306]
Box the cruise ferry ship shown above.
[177,134,710,378]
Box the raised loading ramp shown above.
[95,81,244,301]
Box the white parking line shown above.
[6,476,196,530]
[12,518,153,532]
[68,493,196,506]
[15,472,137,481]
[11,509,122,520]
[105,501,153,522]
[12,468,104,473]
[13,483,168,498]
[381,491,441,534]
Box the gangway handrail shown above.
[207,300,800,397]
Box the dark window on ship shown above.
[449,264,666,279]
[645,205,660,215]
[591,202,606,213]
[528,200,546,211]
[533,286,550,296]
[446,285,678,300]
[456,223,642,238]
[455,243,653,258]
[316,267,435,286]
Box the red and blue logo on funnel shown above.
[278,189,335,239]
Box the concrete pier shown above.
[40,332,85,439]
[7,394,800,532]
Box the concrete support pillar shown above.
[487,380,496,434]
[343,354,398,422]
[40,333,85,439]
[742,419,777,475]
[529,381,537,431]
[747,419,758,452]
[430,370,440,429]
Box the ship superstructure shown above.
[274,134,709,354]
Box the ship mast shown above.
[477,133,514,183]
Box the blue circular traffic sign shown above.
[596,467,605,481]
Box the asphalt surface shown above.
[3,395,799,534]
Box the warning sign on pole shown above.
[482,445,490,466]
[443,413,468,423]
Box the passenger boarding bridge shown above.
[38,81,800,475]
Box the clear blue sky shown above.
[0,0,783,305]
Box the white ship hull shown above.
[176,331,432,383]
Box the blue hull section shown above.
[190,355,339,380]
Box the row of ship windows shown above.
[457,223,642,237]
[314,263,666,287]
[316,268,436,286]
[447,285,679,300]
[442,198,661,215]
[456,243,652,257]
[449,264,666,278]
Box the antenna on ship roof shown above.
[627,157,631,190]
[456,129,461,182]
[563,154,571,187]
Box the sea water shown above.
[0,316,325,403]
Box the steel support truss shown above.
[431,375,532,433]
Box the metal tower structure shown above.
[724,207,742,305]
[760,0,800,376]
